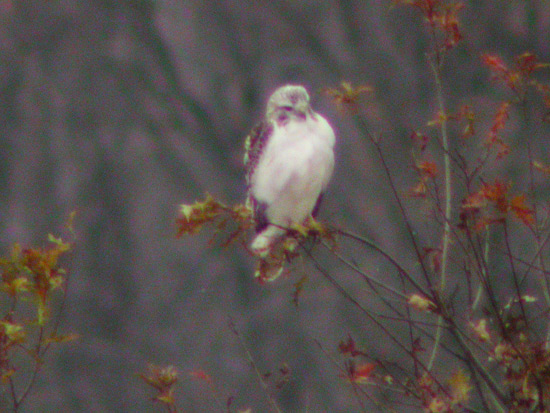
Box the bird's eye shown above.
[282,106,293,111]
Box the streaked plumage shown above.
[244,85,336,261]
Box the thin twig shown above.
[304,248,451,398]
[228,319,282,413]
[333,228,430,297]
[446,320,508,408]
[320,239,410,299]
[472,227,491,312]
[502,223,527,322]
[353,116,434,296]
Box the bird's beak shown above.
[294,100,310,115]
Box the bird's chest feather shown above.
[251,119,334,204]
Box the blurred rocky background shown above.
[1,1,549,411]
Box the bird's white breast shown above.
[250,114,335,226]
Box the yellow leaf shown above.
[305,217,325,234]
[66,210,77,234]
[408,294,436,312]
[522,295,536,303]
[324,81,373,110]
[290,222,309,237]
[283,237,298,253]
[533,160,550,174]
[47,234,71,252]
[470,319,490,342]
[411,178,428,197]
[141,364,178,389]
[0,321,26,343]
[11,243,21,261]
[2,276,30,296]
[180,204,194,220]
[231,203,253,222]
[12,277,30,292]
[36,301,50,326]
[177,195,225,236]
[428,397,448,413]
[49,275,64,290]
[155,392,174,404]
[449,368,472,404]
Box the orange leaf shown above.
[349,363,376,384]
[417,160,438,178]
[510,194,535,226]
[461,191,487,210]
[480,180,509,212]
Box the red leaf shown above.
[349,363,376,384]
[338,334,366,357]
[482,54,509,75]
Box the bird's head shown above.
[266,84,312,123]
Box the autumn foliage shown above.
[0,215,77,412]
[140,364,179,412]
[168,1,550,412]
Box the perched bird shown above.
[244,84,336,278]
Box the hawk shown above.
[244,85,336,276]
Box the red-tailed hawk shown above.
[244,84,336,279]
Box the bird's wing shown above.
[244,120,273,188]
[244,120,273,232]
